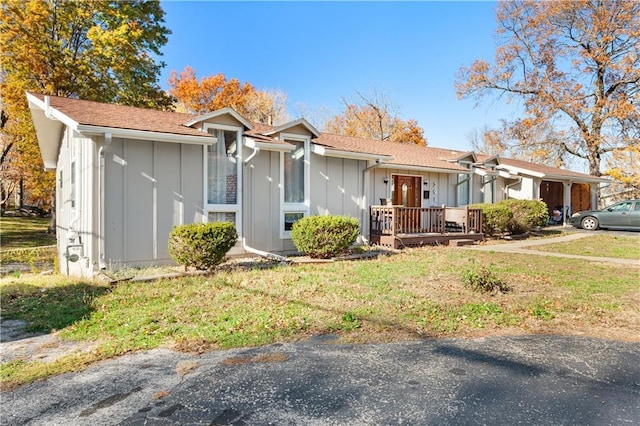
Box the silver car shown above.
[569,199,640,231]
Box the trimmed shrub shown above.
[471,199,550,235]
[168,222,238,270]
[470,203,513,236]
[501,199,549,234]
[291,215,360,259]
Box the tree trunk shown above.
[47,191,56,234]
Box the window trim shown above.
[280,133,310,238]
[202,123,243,236]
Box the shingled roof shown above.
[28,93,208,138]
[28,93,605,181]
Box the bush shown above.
[291,215,359,259]
[470,203,513,236]
[501,199,549,234]
[461,261,511,294]
[471,199,550,235]
[168,222,237,271]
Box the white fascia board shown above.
[245,137,294,151]
[27,93,79,130]
[498,170,516,178]
[76,125,215,145]
[474,168,493,177]
[312,144,394,161]
[182,107,253,129]
[496,164,545,178]
[379,163,472,174]
[541,173,609,183]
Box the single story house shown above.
[27,93,607,276]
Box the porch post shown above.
[563,182,572,226]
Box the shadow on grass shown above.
[0,282,112,334]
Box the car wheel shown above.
[581,216,599,230]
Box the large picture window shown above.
[204,125,241,234]
[284,140,305,203]
[281,136,309,237]
[207,129,238,205]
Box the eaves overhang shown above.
[76,125,215,145]
[311,144,394,161]
[378,163,472,174]
[245,137,294,151]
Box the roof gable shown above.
[263,118,321,138]
[182,107,253,129]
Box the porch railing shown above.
[370,205,483,236]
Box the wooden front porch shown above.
[370,205,484,249]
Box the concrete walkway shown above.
[464,232,640,266]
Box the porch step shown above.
[449,239,476,247]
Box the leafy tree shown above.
[168,66,289,125]
[324,90,427,146]
[456,0,640,178]
[0,0,172,211]
[467,121,568,168]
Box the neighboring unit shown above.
[28,93,608,276]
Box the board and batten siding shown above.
[242,150,282,252]
[310,155,365,219]
[103,137,204,268]
[56,128,98,277]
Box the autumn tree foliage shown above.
[456,0,639,181]
[0,0,172,211]
[168,66,289,125]
[468,120,568,168]
[324,91,427,146]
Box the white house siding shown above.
[503,175,536,200]
[310,155,364,219]
[56,129,97,277]
[242,150,282,252]
[103,137,204,269]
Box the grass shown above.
[1,242,638,390]
[530,234,640,260]
[0,216,56,249]
[1,216,57,270]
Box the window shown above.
[284,212,304,231]
[207,129,238,205]
[482,175,494,203]
[204,125,242,232]
[284,140,305,203]
[457,174,470,206]
[70,161,76,208]
[281,136,309,237]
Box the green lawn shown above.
[0,216,56,267]
[531,234,640,260]
[0,216,56,249]
[2,244,638,390]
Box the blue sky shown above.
[158,1,515,151]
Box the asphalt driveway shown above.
[2,335,639,425]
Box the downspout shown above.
[244,146,260,164]
[504,177,522,200]
[361,160,384,244]
[98,132,111,270]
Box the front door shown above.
[392,175,422,233]
[393,175,421,207]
